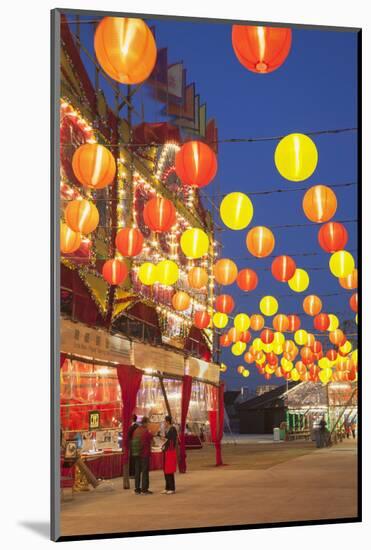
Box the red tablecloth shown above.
[82,452,163,479]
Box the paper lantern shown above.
[275,133,318,182]
[213,259,238,285]
[260,296,278,316]
[194,310,210,329]
[271,255,296,282]
[246,226,275,258]
[236,269,258,291]
[244,351,255,364]
[175,141,217,187]
[273,331,285,345]
[94,17,157,84]
[102,259,128,285]
[300,346,314,366]
[213,312,228,329]
[327,314,339,331]
[287,314,301,332]
[188,266,208,289]
[318,357,331,370]
[266,352,278,366]
[318,222,348,253]
[172,291,191,311]
[60,223,81,254]
[329,250,355,278]
[288,268,309,292]
[303,295,322,316]
[339,268,357,290]
[237,365,245,374]
[231,341,246,356]
[228,327,242,343]
[339,340,352,355]
[260,329,274,344]
[291,368,301,382]
[239,330,252,344]
[313,313,330,331]
[265,364,276,375]
[252,338,263,351]
[349,293,358,312]
[311,340,323,355]
[220,192,254,230]
[231,25,292,74]
[138,262,157,285]
[281,358,293,372]
[72,143,116,189]
[65,199,99,235]
[115,227,144,256]
[181,228,209,259]
[294,329,308,346]
[273,314,289,332]
[143,196,176,232]
[302,185,337,223]
[220,333,232,347]
[329,329,345,346]
[156,260,179,285]
[295,361,307,376]
[250,314,265,331]
[234,313,250,332]
[255,351,266,364]
[326,349,338,362]
[319,368,332,385]
[215,294,235,314]
[242,369,250,378]
[306,333,315,348]
[220,363,228,373]
[351,349,358,367]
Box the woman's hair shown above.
[165,415,172,424]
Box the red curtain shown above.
[208,383,225,466]
[60,352,67,369]
[178,375,193,473]
[116,365,143,464]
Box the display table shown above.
[185,434,202,449]
[80,450,163,479]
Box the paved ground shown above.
[60,438,358,537]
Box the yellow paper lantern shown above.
[220,363,228,373]
[274,133,318,182]
[256,352,266,365]
[319,368,332,385]
[220,192,254,230]
[288,269,309,292]
[294,329,308,346]
[339,340,352,354]
[273,343,283,355]
[281,358,293,372]
[237,365,245,374]
[262,342,274,353]
[156,260,179,285]
[329,250,355,278]
[234,313,250,332]
[273,332,285,345]
[180,228,209,259]
[252,338,263,351]
[242,369,250,378]
[260,296,278,316]
[213,312,228,329]
[138,262,157,285]
[291,368,300,381]
[355,314,358,325]
[352,349,358,366]
[265,365,275,375]
[318,357,330,369]
[231,341,247,356]
[327,314,339,331]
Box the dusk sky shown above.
[69,14,358,391]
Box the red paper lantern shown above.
[311,341,323,355]
[264,372,272,380]
[326,349,338,361]
[115,227,144,256]
[194,310,210,329]
[239,330,252,344]
[102,259,128,285]
[175,141,217,187]
[287,314,301,332]
[231,25,292,74]
[271,255,296,282]
[349,293,358,312]
[266,352,278,366]
[303,295,322,316]
[220,333,232,347]
[143,196,176,232]
[313,313,330,331]
[215,294,235,314]
[273,314,289,332]
[300,346,314,365]
[260,328,274,344]
[236,268,258,291]
[318,222,348,253]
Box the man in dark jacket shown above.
[128,414,138,477]
[131,417,153,495]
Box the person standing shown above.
[161,415,178,495]
[131,416,153,495]
[319,416,327,448]
[351,421,357,439]
[128,414,139,478]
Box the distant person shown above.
[161,415,178,495]
[128,414,139,477]
[351,421,357,439]
[319,416,327,448]
[131,416,153,495]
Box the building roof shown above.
[236,382,298,411]
[224,390,240,406]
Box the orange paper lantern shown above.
[231,25,292,74]
[246,226,275,258]
[349,293,358,312]
[115,227,144,257]
[236,268,258,291]
[220,333,232,347]
[60,223,81,254]
[143,196,176,232]
[271,255,296,282]
[72,143,116,189]
[172,291,191,311]
[175,141,217,187]
[102,259,128,285]
[302,185,337,223]
[318,222,348,253]
[329,329,345,346]
[228,327,241,343]
[339,268,358,290]
[303,295,322,316]
[215,294,235,314]
[250,314,265,331]
[188,266,208,289]
[213,259,238,285]
[65,199,99,235]
[239,330,252,344]
[273,314,289,332]
[94,17,157,84]
[287,314,301,332]
[301,346,314,365]
[194,310,210,329]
